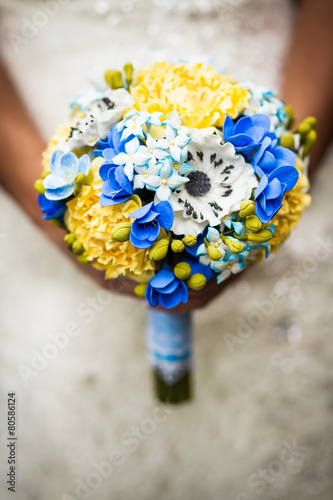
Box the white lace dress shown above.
[0,1,332,499]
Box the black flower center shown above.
[185,171,211,197]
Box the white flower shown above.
[170,128,258,236]
[67,88,134,150]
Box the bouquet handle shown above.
[146,309,192,404]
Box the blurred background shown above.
[0,1,332,499]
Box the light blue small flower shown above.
[133,164,161,191]
[213,253,246,284]
[145,159,189,201]
[112,137,147,181]
[221,213,245,236]
[116,110,149,141]
[172,161,194,176]
[43,150,90,201]
[157,124,190,163]
[163,110,191,138]
[134,134,170,169]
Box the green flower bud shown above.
[134,283,147,298]
[279,131,294,150]
[224,237,244,253]
[110,222,132,242]
[304,116,317,128]
[174,262,192,280]
[245,215,263,232]
[284,104,295,128]
[64,233,76,247]
[247,229,272,243]
[41,170,51,180]
[123,62,134,87]
[105,69,123,89]
[207,245,222,261]
[302,129,317,158]
[148,238,169,261]
[296,121,311,137]
[72,241,85,254]
[74,173,87,194]
[34,179,45,195]
[182,234,197,246]
[239,200,255,218]
[187,273,207,291]
[77,254,90,264]
[171,239,185,253]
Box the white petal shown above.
[156,184,171,201]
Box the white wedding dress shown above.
[0,1,332,499]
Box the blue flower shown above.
[94,123,129,159]
[223,114,271,163]
[253,136,296,176]
[43,151,90,201]
[255,166,299,223]
[99,164,133,206]
[129,201,174,249]
[145,264,188,309]
[38,194,66,221]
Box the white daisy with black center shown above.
[169,128,259,236]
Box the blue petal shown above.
[271,166,298,192]
[146,285,159,307]
[265,177,282,199]
[115,165,132,192]
[222,115,234,140]
[154,201,174,230]
[78,154,90,175]
[99,162,115,182]
[149,267,174,289]
[50,150,64,176]
[45,184,74,201]
[158,286,184,309]
[136,209,159,223]
[43,173,68,190]
[129,232,151,249]
[129,202,154,220]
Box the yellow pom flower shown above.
[64,158,155,281]
[131,62,250,128]
[270,157,311,252]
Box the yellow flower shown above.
[270,157,311,252]
[131,62,250,128]
[64,158,155,281]
[42,124,71,174]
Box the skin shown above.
[0,0,333,313]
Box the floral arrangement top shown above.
[35,62,315,310]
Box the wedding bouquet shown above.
[35,62,315,403]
